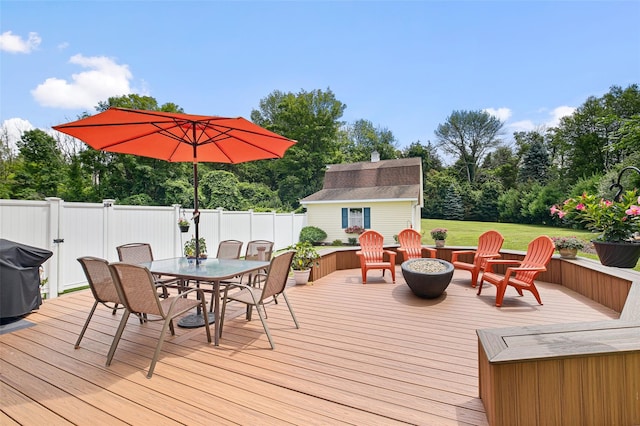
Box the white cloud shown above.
[31,54,133,109]
[57,42,69,50]
[1,118,35,153]
[0,31,41,53]
[507,120,536,133]
[484,107,512,122]
[546,105,576,127]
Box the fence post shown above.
[103,199,115,260]
[173,204,183,257]
[45,197,62,298]
[248,209,254,242]
[216,207,224,249]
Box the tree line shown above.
[1,84,639,229]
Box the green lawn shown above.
[421,219,640,272]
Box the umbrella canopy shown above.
[53,107,296,260]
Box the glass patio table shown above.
[139,257,270,346]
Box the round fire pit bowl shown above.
[401,258,454,299]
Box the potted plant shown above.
[430,228,448,248]
[550,189,640,267]
[551,236,586,259]
[178,217,190,233]
[184,237,207,259]
[287,241,321,285]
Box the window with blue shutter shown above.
[364,207,371,228]
[342,208,348,228]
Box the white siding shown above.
[306,201,418,244]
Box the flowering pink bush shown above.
[550,189,640,242]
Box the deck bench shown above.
[477,281,640,426]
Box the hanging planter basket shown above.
[179,225,190,233]
[592,241,640,268]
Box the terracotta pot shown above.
[592,241,640,268]
[558,248,578,259]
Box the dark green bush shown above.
[299,226,327,243]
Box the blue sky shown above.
[1,1,639,161]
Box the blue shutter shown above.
[364,208,370,228]
[342,208,348,228]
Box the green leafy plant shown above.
[430,228,448,240]
[299,226,327,244]
[184,237,207,258]
[287,241,321,270]
[178,217,189,227]
[550,189,640,242]
[551,236,586,250]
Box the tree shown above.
[481,146,519,190]
[552,84,640,179]
[341,119,400,162]
[474,180,503,222]
[443,184,464,220]
[237,181,282,210]
[14,129,65,199]
[517,131,550,184]
[402,141,442,172]
[199,170,242,210]
[434,110,504,185]
[251,88,346,206]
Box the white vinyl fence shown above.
[0,198,306,298]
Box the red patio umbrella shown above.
[53,107,296,260]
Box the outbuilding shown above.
[300,153,423,244]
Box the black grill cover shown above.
[0,239,53,319]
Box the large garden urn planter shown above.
[401,258,454,299]
[592,241,640,268]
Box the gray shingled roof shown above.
[300,157,422,203]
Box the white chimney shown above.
[371,151,380,162]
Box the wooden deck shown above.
[1,268,619,425]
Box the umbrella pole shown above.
[193,159,201,265]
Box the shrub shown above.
[299,226,327,243]
[331,239,343,246]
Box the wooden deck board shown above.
[1,268,618,425]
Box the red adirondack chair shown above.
[450,230,504,287]
[397,228,436,261]
[356,230,396,284]
[477,235,555,307]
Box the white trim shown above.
[301,198,417,205]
